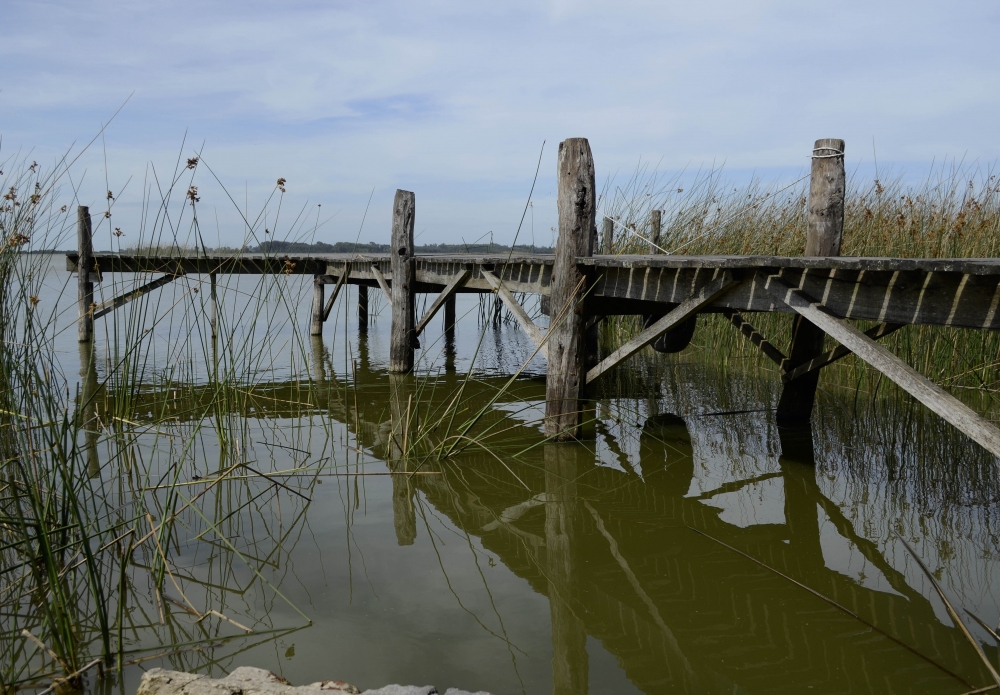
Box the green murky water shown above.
[15,257,1000,694]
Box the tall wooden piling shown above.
[390,190,416,373]
[77,206,94,343]
[358,285,369,332]
[310,275,324,336]
[545,138,596,440]
[776,138,846,427]
[601,217,614,254]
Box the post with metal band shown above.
[310,275,324,336]
[389,189,416,374]
[545,138,596,440]
[77,206,94,343]
[775,138,846,430]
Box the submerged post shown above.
[209,273,218,339]
[358,285,369,332]
[310,275,324,336]
[390,190,416,373]
[77,206,94,343]
[601,217,614,254]
[775,138,845,428]
[545,138,596,440]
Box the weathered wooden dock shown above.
[68,137,1000,459]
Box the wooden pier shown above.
[68,137,1000,459]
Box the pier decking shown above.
[67,137,1000,460]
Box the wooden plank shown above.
[781,322,904,382]
[321,265,350,322]
[93,273,182,319]
[586,273,739,385]
[761,273,1000,459]
[371,265,391,300]
[389,190,416,373]
[545,138,597,440]
[77,207,94,342]
[721,309,788,370]
[414,269,470,337]
[481,269,546,348]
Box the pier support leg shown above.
[77,206,94,343]
[390,190,416,373]
[358,285,369,333]
[310,274,324,337]
[545,138,596,440]
[78,341,100,478]
[209,273,218,339]
[776,138,845,429]
[444,293,456,342]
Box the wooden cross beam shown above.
[414,269,470,337]
[93,273,183,320]
[781,321,904,383]
[321,266,350,322]
[371,265,391,301]
[759,271,1000,459]
[481,269,546,348]
[586,272,740,385]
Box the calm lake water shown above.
[20,255,1000,694]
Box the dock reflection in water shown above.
[91,310,999,695]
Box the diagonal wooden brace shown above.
[93,273,183,319]
[371,265,391,301]
[481,269,546,348]
[415,269,470,337]
[759,271,1000,458]
[781,321,904,382]
[322,265,350,322]
[586,272,740,385]
[722,309,788,370]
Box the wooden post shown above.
[358,285,369,332]
[775,138,845,427]
[209,273,218,339]
[390,190,416,374]
[77,206,94,343]
[310,274,324,336]
[444,293,456,343]
[545,138,596,440]
[600,217,613,254]
[649,209,661,253]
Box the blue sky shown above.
[3,0,999,249]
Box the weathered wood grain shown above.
[390,190,416,373]
[762,272,1000,459]
[586,273,739,384]
[310,275,325,336]
[482,269,546,348]
[601,218,614,255]
[649,209,661,254]
[545,138,597,440]
[777,138,846,427]
[371,265,391,300]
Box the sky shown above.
[3,0,999,249]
